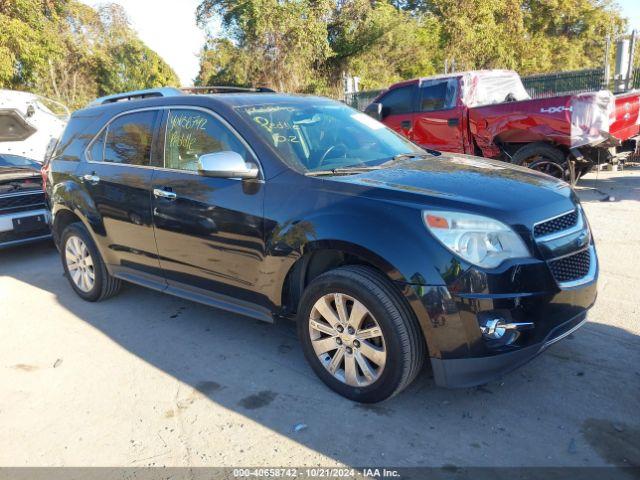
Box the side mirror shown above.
[364,102,384,121]
[197,151,259,179]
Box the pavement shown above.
[0,167,639,469]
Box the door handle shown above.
[400,120,412,129]
[82,174,100,185]
[153,188,177,200]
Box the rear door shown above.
[378,85,417,139]
[80,109,163,277]
[411,78,466,153]
[151,107,267,307]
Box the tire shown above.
[297,265,425,403]
[60,222,121,302]
[511,142,569,180]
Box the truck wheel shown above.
[297,265,425,403]
[60,222,121,302]
[511,143,569,180]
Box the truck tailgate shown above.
[610,91,640,142]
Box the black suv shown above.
[45,88,598,403]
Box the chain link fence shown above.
[521,68,605,98]
[632,67,640,90]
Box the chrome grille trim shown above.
[533,206,596,288]
[552,246,597,289]
[533,209,581,241]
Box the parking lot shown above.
[1,168,638,469]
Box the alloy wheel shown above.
[309,293,386,387]
[525,155,568,180]
[65,235,95,293]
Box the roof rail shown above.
[181,86,276,94]
[87,87,184,107]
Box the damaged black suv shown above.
[45,87,598,402]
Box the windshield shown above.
[237,101,425,173]
[0,154,41,170]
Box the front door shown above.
[411,78,466,153]
[378,85,416,139]
[79,109,163,277]
[151,108,266,307]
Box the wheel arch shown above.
[279,240,409,316]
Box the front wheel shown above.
[511,142,569,181]
[297,266,425,403]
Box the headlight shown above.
[423,211,530,268]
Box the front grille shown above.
[534,210,578,238]
[0,192,45,213]
[548,249,591,283]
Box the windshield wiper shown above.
[305,166,384,177]
[0,165,38,171]
[382,150,440,165]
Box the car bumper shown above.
[405,251,598,388]
[430,309,588,388]
[0,209,51,249]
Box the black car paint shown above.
[46,94,598,388]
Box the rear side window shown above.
[419,79,458,111]
[103,111,158,166]
[379,86,415,116]
[164,109,247,172]
[88,130,105,162]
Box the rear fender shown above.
[51,180,110,262]
[469,96,577,157]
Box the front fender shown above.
[264,208,468,360]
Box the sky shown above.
[617,0,640,32]
[79,0,210,86]
[81,0,640,87]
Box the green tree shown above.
[325,1,443,91]
[0,0,179,109]
[0,0,66,88]
[197,0,332,92]
[195,0,630,94]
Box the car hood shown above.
[328,153,574,221]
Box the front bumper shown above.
[0,208,51,249]
[431,309,588,388]
[405,247,598,388]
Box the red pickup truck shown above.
[366,70,640,180]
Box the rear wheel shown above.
[512,142,569,181]
[297,265,425,403]
[60,222,121,301]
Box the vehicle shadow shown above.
[1,242,639,468]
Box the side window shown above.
[88,130,105,162]
[165,109,247,172]
[379,86,415,116]
[103,111,158,166]
[419,80,457,111]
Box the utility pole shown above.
[614,37,631,93]
[603,35,611,90]
[625,30,637,91]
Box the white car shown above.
[0,90,69,248]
